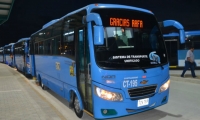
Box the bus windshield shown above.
[92,9,168,69]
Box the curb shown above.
[170,76,200,84]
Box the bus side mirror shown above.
[94,26,104,45]
[179,29,185,44]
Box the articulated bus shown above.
[14,38,31,76]
[30,4,170,119]
[0,47,3,63]
[164,30,200,68]
[4,43,14,67]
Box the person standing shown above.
[181,46,197,78]
[119,28,128,45]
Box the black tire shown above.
[24,72,28,78]
[41,80,47,90]
[23,67,27,77]
[16,66,19,71]
[73,95,83,118]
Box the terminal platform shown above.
[0,63,82,120]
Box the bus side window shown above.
[52,36,61,55]
[62,18,75,60]
[194,42,200,49]
[35,43,38,54]
[62,29,75,59]
[38,41,44,55]
[44,39,51,55]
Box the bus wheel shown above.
[73,95,83,118]
[23,67,27,77]
[41,80,47,90]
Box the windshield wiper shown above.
[124,62,147,73]
[140,59,164,70]
[98,61,147,73]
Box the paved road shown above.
[100,80,200,120]
[24,74,200,120]
[46,76,200,120]
[1,63,200,120]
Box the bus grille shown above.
[128,85,157,99]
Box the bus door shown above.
[165,39,178,66]
[77,27,93,114]
[23,43,26,66]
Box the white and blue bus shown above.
[30,4,170,119]
[14,38,31,76]
[4,43,14,67]
[164,30,200,68]
[0,47,4,63]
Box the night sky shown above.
[0,0,200,47]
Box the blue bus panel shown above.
[0,47,3,63]
[14,38,31,75]
[4,43,14,67]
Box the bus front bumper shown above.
[92,87,169,119]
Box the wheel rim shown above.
[41,82,44,88]
[74,96,81,113]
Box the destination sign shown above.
[110,18,143,28]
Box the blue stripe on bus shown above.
[178,50,200,59]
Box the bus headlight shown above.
[159,80,170,92]
[95,86,123,101]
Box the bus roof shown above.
[42,19,59,29]
[17,37,30,42]
[60,3,153,20]
[185,30,200,36]
[4,43,14,47]
[164,30,200,38]
[31,3,153,36]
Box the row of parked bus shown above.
[0,38,31,76]
[0,4,171,119]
